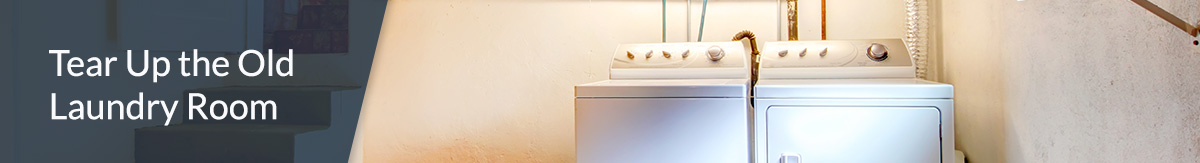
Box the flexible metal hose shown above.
[732,30,760,88]
[731,30,759,56]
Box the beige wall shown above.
[360,0,904,162]
[361,1,639,161]
[361,0,771,162]
[941,0,1200,162]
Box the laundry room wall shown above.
[940,0,1200,162]
[359,0,773,162]
[360,0,905,162]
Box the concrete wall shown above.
[941,0,1200,162]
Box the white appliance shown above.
[576,41,752,163]
[753,39,954,163]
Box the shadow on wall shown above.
[940,0,1011,162]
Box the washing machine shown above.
[575,41,752,163]
[753,39,954,163]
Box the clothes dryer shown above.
[754,39,954,163]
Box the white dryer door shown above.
[767,106,941,163]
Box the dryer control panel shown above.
[759,39,915,79]
[609,41,750,79]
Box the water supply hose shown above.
[731,30,759,87]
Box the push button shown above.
[707,46,725,61]
[867,43,889,61]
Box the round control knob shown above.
[626,51,636,59]
[707,46,725,61]
[818,47,828,57]
[778,50,788,57]
[681,50,690,58]
[663,51,672,58]
[645,50,653,59]
[867,43,889,61]
[797,48,807,57]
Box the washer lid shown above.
[754,78,952,99]
[576,79,749,98]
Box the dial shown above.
[645,50,653,59]
[778,50,788,57]
[707,46,725,61]
[867,43,888,61]
[663,51,673,58]
[797,48,807,57]
[681,50,690,58]
[818,47,828,57]
[626,51,635,59]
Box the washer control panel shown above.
[609,41,749,79]
[762,39,910,68]
[611,42,746,69]
[759,39,915,79]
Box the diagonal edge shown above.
[1131,0,1198,36]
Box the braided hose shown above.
[905,0,928,79]
[732,30,760,87]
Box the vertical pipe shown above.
[662,0,667,42]
[697,0,709,41]
[787,0,797,40]
[821,0,827,40]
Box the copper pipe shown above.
[787,0,798,40]
[821,0,827,40]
